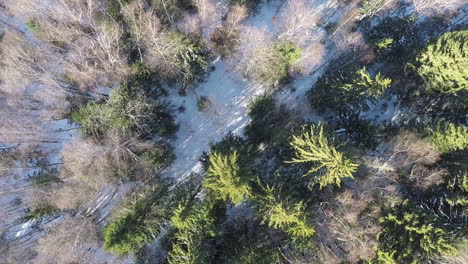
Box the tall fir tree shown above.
[309,66,391,114]
[429,121,468,154]
[377,201,460,263]
[203,151,252,204]
[414,30,467,94]
[167,202,216,264]
[257,185,315,239]
[287,123,358,189]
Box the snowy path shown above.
[161,0,350,181]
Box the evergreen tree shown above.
[308,66,391,115]
[414,30,468,94]
[103,185,170,255]
[257,185,315,239]
[377,201,460,263]
[203,151,252,204]
[72,82,175,137]
[167,202,216,264]
[369,250,397,264]
[287,123,358,189]
[429,121,468,154]
[446,171,468,215]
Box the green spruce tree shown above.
[377,201,460,263]
[309,66,391,114]
[257,185,315,239]
[429,121,468,154]
[167,202,216,264]
[414,30,468,94]
[203,151,252,204]
[287,123,358,189]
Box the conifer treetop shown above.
[287,123,358,189]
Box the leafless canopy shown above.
[35,215,99,264]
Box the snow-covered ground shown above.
[162,0,340,181]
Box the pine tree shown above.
[369,250,397,264]
[258,185,315,238]
[103,185,169,255]
[377,201,460,263]
[203,151,252,204]
[167,202,216,264]
[429,122,468,154]
[309,66,391,114]
[415,30,467,94]
[287,123,358,189]
[446,171,468,215]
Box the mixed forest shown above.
[0,0,467,263]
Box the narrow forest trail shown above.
[162,0,344,181]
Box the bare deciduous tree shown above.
[276,0,321,45]
[410,0,462,16]
[34,215,99,264]
[122,4,173,71]
[51,182,97,211]
[209,4,247,57]
[233,25,274,81]
[0,31,66,95]
[291,42,326,75]
[321,190,382,262]
[193,0,222,38]
[60,134,156,187]
[9,0,128,90]
[64,21,128,89]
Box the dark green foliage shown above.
[167,201,218,264]
[152,0,194,25]
[245,94,290,145]
[28,169,60,185]
[247,94,275,122]
[255,185,315,238]
[197,96,210,112]
[24,204,59,221]
[445,170,468,215]
[140,145,175,170]
[159,31,208,88]
[103,184,171,255]
[175,36,208,88]
[337,112,385,149]
[25,18,40,33]
[358,0,387,18]
[104,0,134,21]
[364,16,418,62]
[377,201,460,263]
[224,241,280,264]
[428,121,468,154]
[72,82,176,137]
[203,150,253,204]
[411,30,468,95]
[422,151,468,225]
[309,66,391,115]
[218,215,281,264]
[204,133,249,159]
